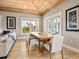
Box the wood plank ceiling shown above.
[0,0,64,15]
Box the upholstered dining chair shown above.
[44,35,64,59]
[26,33,37,54]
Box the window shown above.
[46,12,62,35]
[21,20,30,34]
[30,20,39,32]
[52,17,61,34]
[21,17,39,35]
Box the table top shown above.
[31,32,53,41]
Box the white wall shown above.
[43,0,79,50]
[0,16,1,29]
[0,11,42,37]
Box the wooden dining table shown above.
[29,32,53,52]
[28,32,53,59]
[31,32,52,41]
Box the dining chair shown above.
[44,35,64,59]
[26,33,37,54]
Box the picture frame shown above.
[7,16,16,29]
[66,5,79,31]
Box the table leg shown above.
[28,39,31,54]
[38,39,41,52]
[41,41,44,55]
[61,50,64,59]
[49,42,52,59]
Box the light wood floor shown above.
[7,40,79,59]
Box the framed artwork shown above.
[7,16,16,29]
[66,5,79,31]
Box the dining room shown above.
[0,0,79,59]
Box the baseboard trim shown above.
[63,44,79,53]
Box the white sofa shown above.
[0,31,16,59]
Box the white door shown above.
[52,16,61,35]
[47,12,62,35]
